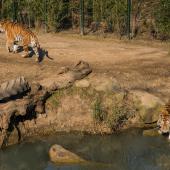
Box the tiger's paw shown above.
[21,53,29,58]
[13,51,18,54]
[35,57,40,62]
[7,48,12,53]
[168,134,170,140]
[13,45,18,53]
[158,130,162,135]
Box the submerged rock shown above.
[143,128,160,137]
[49,144,86,164]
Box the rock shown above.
[143,128,160,137]
[130,90,164,124]
[90,76,120,92]
[57,67,70,75]
[75,79,90,88]
[156,155,170,169]
[131,90,164,109]
[0,76,30,101]
[49,144,86,164]
[0,61,92,149]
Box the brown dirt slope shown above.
[0,33,169,100]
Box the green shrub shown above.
[92,97,107,122]
[155,0,170,39]
[106,96,136,131]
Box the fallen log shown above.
[40,60,92,91]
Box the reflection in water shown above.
[0,129,169,170]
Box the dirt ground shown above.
[0,33,169,100]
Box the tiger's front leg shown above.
[33,46,40,62]
[22,45,29,58]
[6,40,13,53]
[22,38,30,58]
[13,41,19,53]
[13,44,18,53]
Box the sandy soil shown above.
[0,33,169,100]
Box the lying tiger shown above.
[0,20,40,62]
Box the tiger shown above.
[0,20,40,62]
[157,103,170,139]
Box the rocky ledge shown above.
[0,60,167,148]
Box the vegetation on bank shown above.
[0,0,170,39]
[47,86,138,132]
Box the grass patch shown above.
[46,89,65,108]
[92,96,107,122]
[106,94,137,131]
[47,86,98,108]
[47,86,138,132]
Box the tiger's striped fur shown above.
[157,103,170,138]
[0,20,40,62]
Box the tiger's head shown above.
[157,107,170,134]
[0,22,5,33]
[0,20,11,33]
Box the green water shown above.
[0,129,170,170]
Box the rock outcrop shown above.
[49,144,86,164]
[0,61,92,148]
[0,76,30,101]
[143,128,160,137]
[129,90,164,124]
[0,61,166,148]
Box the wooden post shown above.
[0,0,2,19]
[80,0,84,35]
[44,0,48,32]
[13,0,17,21]
[127,0,131,39]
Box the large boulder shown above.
[0,61,92,148]
[75,79,90,88]
[89,75,120,92]
[49,144,86,164]
[131,90,164,109]
[0,76,30,101]
[130,90,164,124]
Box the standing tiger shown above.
[0,20,40,62]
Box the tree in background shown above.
[47,0,70,32]
[0,0,169,39]
[1,0,13,19]
[92,0,127,35]
[155,0,170,39]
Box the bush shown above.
[106,95,137,131]
[155,0,170,39]
[92,97,107,122]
